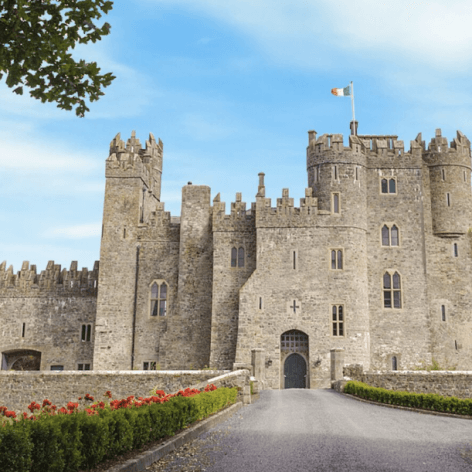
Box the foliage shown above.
[415,357,457,371]
[0,384,237,471]
[344,381,472,415]
[0,0,115,117]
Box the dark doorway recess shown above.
[284,353,306,388]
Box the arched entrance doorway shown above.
[281,330,309,389]
[284,353,307,388]
[1,350,41,370]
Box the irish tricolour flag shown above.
[331,85,351,97]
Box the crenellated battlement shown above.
[137,201,181,241]
[212,193,256,232]
[0,260,99,295]
[422,129,471,168]
[256,188,321,228]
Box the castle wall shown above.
[210,198,257,369]
[365,143,432,370]
[0,261,98,371]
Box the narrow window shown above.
[455,340,458,350]
[334,165,338,180]
[159,284,167,316]
[314,167,318,183]
[446,193,451,207]
[464,171,467,182]
[81,324,91,342]
[389,179,396,193]
[392,356,397,371]
[317,165,321,182]
[381,178,388,194]
[333,193,340,213]
[293,250,296,270]
[441,169,445,181]
[143,362,149,370]
[441,305,446,321]
[391,225,399,246]
[123,228,126,239]
[78,364,83,371]
[337,250,343,270]
[382,225,390,246]
[383,273,392,308]
[332,305,344,336]
[231,248,237,267]
[453,243,458,257]
[331,250,336,270]
[22,322,25,338]
[259,297,262,310]
[238,247,245,267]
[355,167,359,181]
[392,272,402,308]
[150,283,159,316]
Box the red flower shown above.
[104,390,112,398]
[58,407,68,415]
[5,411,16,418]
[78,397,82,400]
[42,399,52,408]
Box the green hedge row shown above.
[0,387,237,472]
[344,381,472,415]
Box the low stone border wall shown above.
[0,370,229,414]
[342,365,472,399]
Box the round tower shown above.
[424,129,472,236]
[306,130,368,229]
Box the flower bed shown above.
[344,380,472,415]
[0,384,237,472]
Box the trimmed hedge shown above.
[344,381,472,415]
[0,387,237,472]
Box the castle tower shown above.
[93,132,163,370]
[423,129,472,236]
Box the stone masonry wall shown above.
[0,370,229,415]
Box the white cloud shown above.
[43,223,102,239]
[144,0,472,71]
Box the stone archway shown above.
[284,353,307,388]
[2,350,41,370]
[281,329,309,389]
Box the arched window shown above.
[391,225,399,246]
[332,305,344,337]
[337,250,343,270]
[392,272,401,308]
[332,193,340,213]
[392,356,397,371]
[383,273,392,308]
[331,249,343,270]
[381,178,388,193]
[381,178,396,194]
[382,225,390,246]
[238,247,245,267]
[231,248,237,267]
[150,282,167,316]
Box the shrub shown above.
[0,422,33,472]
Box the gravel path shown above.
[147,389,472,472]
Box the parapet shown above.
[212,192,256,233]
[0,260,99,296]
[423,129,471,167]
[106,131,163,185]
[137,201,181,242]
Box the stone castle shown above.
[1,126,472,389]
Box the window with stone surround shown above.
[81,324,92,342]
[150,281,167,316]
[332,305,344,336]
[392,356,398,370]
[381,178,396,194]
[330,249,343,270]
[238,247,245,267]
[446,192,451,207]
[453,243,458,257]
[231,247,245,267]
[50,365,64,371]
[381,224,399,246]
[441,305,446,321]
[383,271,402,309]
[332,193,340,214]
[143,361,157,370]
[78,363,91,370]
[231,248,237,267]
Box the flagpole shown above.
[350,81,355,124]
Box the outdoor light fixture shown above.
[266,358,273,367]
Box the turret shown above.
[423,129,472,236]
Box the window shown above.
[453,243,458,257]
[231,247,245,267]
[259,297,263,310]
[22,322,25,338]
[446,193,451,207]
[383,272,402,308]
[464,171,467,183]
[441,305,446,322]
[381,224,399,246]
[441,169,445,181]
[331,249,343,270]
[392,356,398,371]
[78,363,91,371]
[333,165,338,180]
[293,250,296,270]
[150,282,167,316]
[81,324,92,342]
[332,305,344,336]
[238,247,245,267]
[355,167,359,181]
[143,361,157,370]
[381,178,396,194]
[332,193,340,214]
[50,366,64,371]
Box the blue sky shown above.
[2,0,472,272]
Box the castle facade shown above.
[1,127,471,388]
